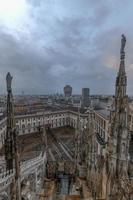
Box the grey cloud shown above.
[0,0,133,94]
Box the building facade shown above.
[0,110,88,150]
[86,108,110,199]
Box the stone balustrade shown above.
[20,152,46,179]
[0,152,46,192]
[0,170,15,192]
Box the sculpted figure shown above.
[6,72,12,92]
[121,34,126,52]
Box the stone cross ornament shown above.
[121,34,126,53]
[6,72,13,92]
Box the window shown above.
[16,125,19,131]
[22,125,25,134]
[22,124,25,130]
[28,124,31,133]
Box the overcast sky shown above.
[0,0,133,95]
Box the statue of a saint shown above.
[6,72,12,92]
[121,34,126,53]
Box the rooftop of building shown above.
[95,109,110,120]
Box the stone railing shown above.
[0,152,46,192]
[20,152,46,179]
[0,170,15,192]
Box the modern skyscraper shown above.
[82,88,90,107]
[64,85,72,98]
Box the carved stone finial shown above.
[6,72,12,92]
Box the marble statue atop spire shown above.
[6,72,12,92]
[121,34,126,53]
[120,34,126,61]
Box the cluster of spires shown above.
[4,34,130,199]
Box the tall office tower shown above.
[82,88,90,107]
[64,85,72,98]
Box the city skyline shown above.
[0,1,133,94]
[0,30,133,199]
